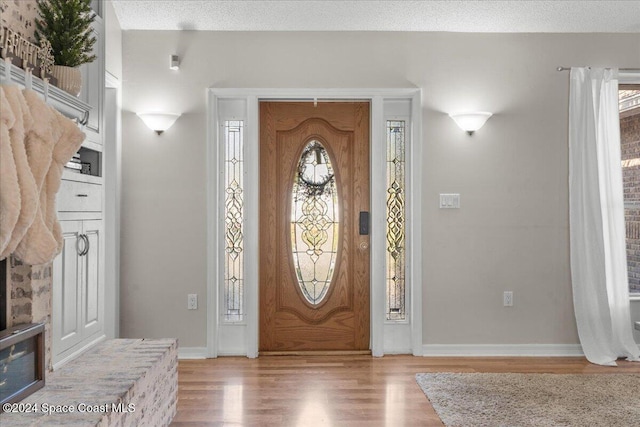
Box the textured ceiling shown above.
[110,0,640,32]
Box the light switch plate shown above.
[439,193,460,209]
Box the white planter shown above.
[51,65,82,96]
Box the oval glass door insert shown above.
[291,140,339,305]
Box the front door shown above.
[259,101,370,352]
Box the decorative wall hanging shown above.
[0,26,55,80]
[296,140,335,198]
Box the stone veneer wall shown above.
[9,256,53,371]
[0,339,178,427]
[622,110,640,293]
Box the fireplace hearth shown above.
[0,323,45,410]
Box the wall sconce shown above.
[170,55,180,70]
[137,112,181,135]
[449,112,493,135]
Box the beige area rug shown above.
[416,372,640,427]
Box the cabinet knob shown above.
[76,194,88,197]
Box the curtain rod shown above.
[556,66,640,72]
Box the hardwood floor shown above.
[171,355,640,426]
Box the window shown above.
[223,120,245,321]
[386,120,406,320]
[620,85,640,295]
[291,140,339,305]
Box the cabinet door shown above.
[79,20,104,144]
[52,221,84,359]
[81,219,104,339]
[90,0,102,18]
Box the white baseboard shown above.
[178,347,208,359]
[217,351,247,356]
[422,344,584,357]
[177,344,637,359]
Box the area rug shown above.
[415,372,640,427]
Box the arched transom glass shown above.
[291,140,339,305]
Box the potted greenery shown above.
[35,0,97,96]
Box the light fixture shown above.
[137,112,181,135]
[170,54,180,70]
[449,112,493,135]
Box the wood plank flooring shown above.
[171,355,640,426]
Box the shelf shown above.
[0,60,91,124]
[62,168,102,185]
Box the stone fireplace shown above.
[2,257,53,371]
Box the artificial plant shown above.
[35,0,97,68]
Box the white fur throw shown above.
[0,86,20,255]
[0,84,85,264]
[1,85,37,259]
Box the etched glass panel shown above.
[291,140,339,305]
[224,120,244,322]
[386,121,406,321]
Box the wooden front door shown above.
[260,101,370,352]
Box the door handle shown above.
[76,234,86,256]
[79,234,90,256]
[359,211,369,235]
[83,234,90,256]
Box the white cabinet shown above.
[90,0,103,18]
[52,220,104,366]
[51,2,106,368]
[79,19,104,146]
[57,180,103,212]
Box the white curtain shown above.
[569,67,640,366]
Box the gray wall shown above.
[120,31,640,348]
[105,1,123,80]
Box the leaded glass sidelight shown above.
[291,140,339,305]
[386,121,406,321]
[224,120,244,322]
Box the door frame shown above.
[206,88,423,357]
[104,71,121,341]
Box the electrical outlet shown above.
[503,291,513,307]
[188,294,198,310]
